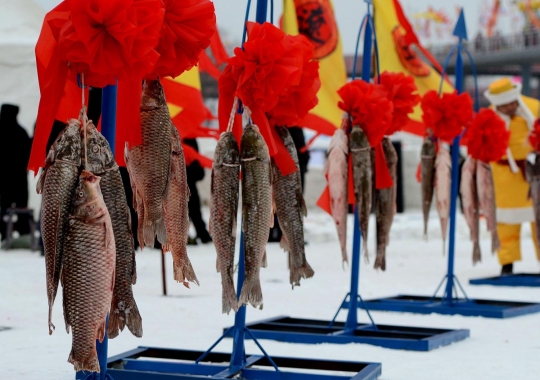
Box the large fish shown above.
[210,132,240,314]
[325,128,349,265]
[81,121,142,339]
[62,170,115,372]
[272,126,314,288]
[374,138,398,271]
[526,153,540,250]
[435,147,451,254]
[37,119,81,335]
[125,79,171,247]
[477,160,500,253]
[421,138,436,238]
[238,124,273,309]
[349,126,372,262]
[162,125,198,286]
[460,156,481,264]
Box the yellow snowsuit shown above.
[491,96,540,265]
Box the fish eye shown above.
[78,191,84,197]
[92,145,100,153]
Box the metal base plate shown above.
[222,316,469,351]
[469,273,540,287]
[356,295,540,318]
[79,346,381,380]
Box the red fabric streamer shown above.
[182,141,213,168]
[465,108,509,162]
[421,90,473,143]
[529,119,540,152]
[337,80,393,147]
[58,0,164,87]
[149,0,216,79]
[378,71,420,135]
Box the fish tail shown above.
[174,261,200,286]
[491,232,501,254]
[48,304,55,335]
[108,297,144,339]
[362,239,369,263]
[290,262,315,288]
[473,243,482,265]
[374,249,386,271]
[125,302,143,338]
[68,348,100,373]
[238,278,263,310]
[142,217,167,247]
[222,274,238,315]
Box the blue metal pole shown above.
[345,11,373,332]
[444,41,463,305]
[230,231,247,370]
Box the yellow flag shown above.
[374,0,454,135]
[282,0,347,135]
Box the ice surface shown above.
[1,209,540,379]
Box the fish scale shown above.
[460,156,481,264]
[526,154,540,250]
[350,126,372,262]
[435,147,451,254]
[476,160,500,253]
[37,120,81,335]
[272,126,314,288]
[239,124,272,309]
[211,132,240,314]
[374,137,398,271]
[62,171,115,373]
[126,79,171,248]
[163,125,198,287]
[82,121,142,339]
[421,138,436,238]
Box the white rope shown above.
[226,96,239,133]
[80,73,88,170]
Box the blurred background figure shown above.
[184,138,212,245]
[0,104,31,240]
[268,126,310,243]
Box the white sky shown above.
[33,0,527,54]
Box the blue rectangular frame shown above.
[469,274,540,287]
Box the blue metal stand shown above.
[102,1,381,378]
[470,273,540,287]
[76,84,117,380]
[222,1,468,352]
[359,9,540,319]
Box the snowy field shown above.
[1,209,540,379]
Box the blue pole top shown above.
[452,8,468,41]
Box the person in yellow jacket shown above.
[484,78,540,274]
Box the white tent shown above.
[0,0,46,133]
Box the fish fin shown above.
[238,279,263,309]
[104,222,113,249]
[161,245,170,254]
[156,218,167,246]
[96,317,106,343]
[68,349,100,373]
[261,251,268,268]
[363,239,369,264]
[222,273,238,314]
[109,296,144,339]
[216,256,221,273]
[279,236,290,252]
[174,261,200,286]
[300,195,308,217]
[290,262,315,288]
[472,243,482,265]
[36,167,47,194]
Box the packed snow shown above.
[1,209,540,379]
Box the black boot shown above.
[501,263,513,276]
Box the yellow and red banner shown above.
[282,0,347,136]
[373,0,454,136]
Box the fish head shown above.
[141,79,166,110]
[274,126,293,145]
[47,120,82,166]
[170,123,182,153]
[72,170,105,220]
[328,128,348,153]
[81,121,115,174]
[349,125,369,150]
[215,132,240,166]
[421,137,436,157]
[241,124,269,161]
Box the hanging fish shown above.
[162,125,198,286]
[526,153,540,251]
[421,137,436,239]
[374,137,398,271]
[37,119,81,335]
[210,132,241,314]
[62,170,115,372]
[325,128,349,265]
[81,121,142,338]
[125,79,171,247]
[272,126,314,288]
[460,156,481,264]
[238,124,273,309]
[435,147,451,254]
[349,125,372,262]
[477,160,500,253]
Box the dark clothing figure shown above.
[0,104,31,240]
[184,138,212,243]
[268,126,310,242]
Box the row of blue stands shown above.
[77,1,382,378]
[358,9,540,318]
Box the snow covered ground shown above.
[1,209,540,379]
